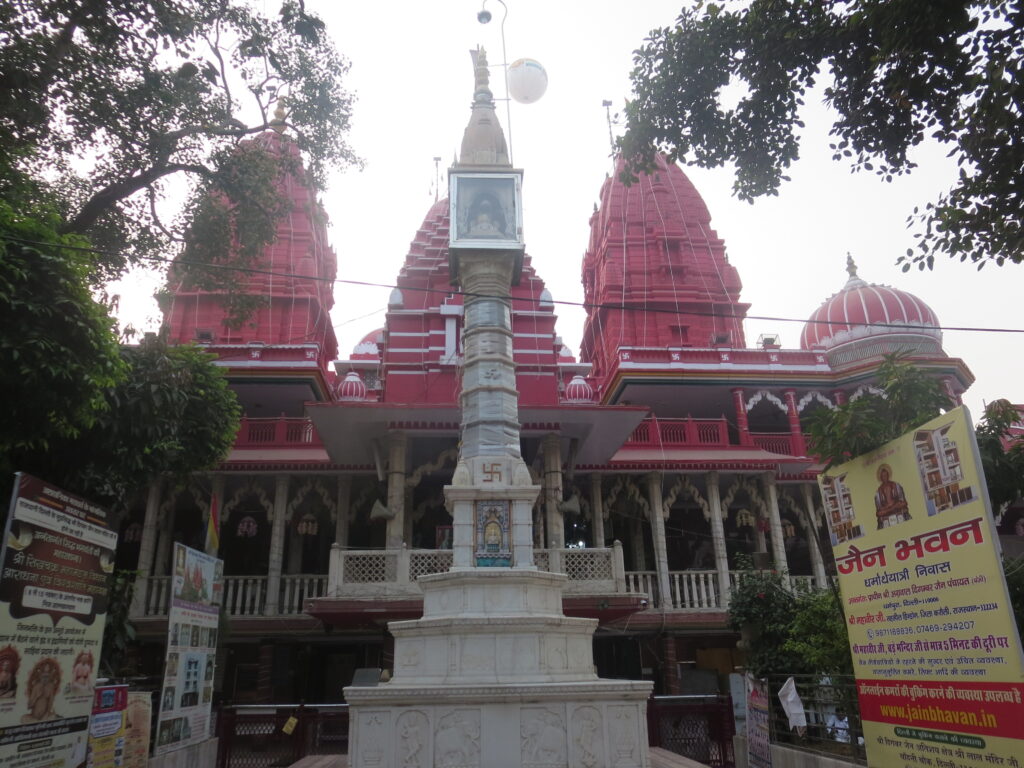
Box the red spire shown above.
[580,156,748,384]
[163,130,338,367]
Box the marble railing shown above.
[327,544,627,598]
[135,573,327,618]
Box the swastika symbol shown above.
[482,463,503,483]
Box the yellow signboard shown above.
[819,407,1024,768]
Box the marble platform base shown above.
[345,682,651,768]
[345,569,652,768]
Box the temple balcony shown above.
[623,416,803,457]
[132,558,823,621]
[233,416,324,449]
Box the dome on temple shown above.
[336,371,367,401]
[351,328,384,360]
[563,375,593,403]
[800,257,943,362]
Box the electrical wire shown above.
[6,234,1024,335]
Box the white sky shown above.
[115,0,1023,420]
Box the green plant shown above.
[100,570,138,678]
[728,563,804,678]
[783,589,854,677]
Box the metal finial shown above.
[846,252,858,278]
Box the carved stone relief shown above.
[571,706,605,768]
[608,706,640,767]
[397,710,430,768]
[521,707,567,767]
[358,711,392,768]
[434,709,481,768]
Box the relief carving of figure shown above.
[521,709,566,765]
[398,711,428,767]
[572,707,604,768]
[435,710,480,767]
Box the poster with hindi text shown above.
[819,407,1024,768]
[122,692,151,768]
[0,474,116,768]
[153,544,221,756]
[87,684,127,768]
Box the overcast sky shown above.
[115,0,1023,420]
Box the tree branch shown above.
[60,163,214,235]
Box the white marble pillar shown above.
[152,496,174,576]
[705,472,732,609]
[129,480,162,616]
[208,475,225,557]
[265,475,289,615]
[763,473,788,572]
[335,474,352,547]
[542,433,563,549]
[646,473,672,610]
[385,432,407,549]
[802,482,829,586]
[590,474,605,547]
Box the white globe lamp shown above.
[507,58,548,104]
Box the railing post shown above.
[548,548,562,575]
[612,540,626,592]
[397,547,411,586]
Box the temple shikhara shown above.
[121,52,976,735]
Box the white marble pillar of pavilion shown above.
[264,474,289,615]
[589,473,606,547]
[763,473,789,572]
[646,473,672,610]
[705,471,732,608]
[129,480,162,616]
[802,482,829,586]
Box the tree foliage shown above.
[0,202,126,458]
[974,399,1024,512]
[0,0,357,288]
[728,565,805,677]
[783,589,854,677]
[11,333,241,508]
[805,353,952,468]
[621,0,1024,270]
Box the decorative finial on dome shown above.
[843,252,866,290]
[473,46,491,94]
[271,102,287,134]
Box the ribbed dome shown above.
[801,259,941,351]
[564,375,593,403]
[337,371,367,401]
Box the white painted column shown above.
[543,433,563,549]
[152,496,174,576]
[265,475,289,615]
[385,431,407,550]
[335,474,352,547]
[590,474,606,547]
[763,473,788,572]
[646,473,672,610]
[802,482,829,587]
[208,475,225,557]
[706,472,732,609]
[130,480,162,616]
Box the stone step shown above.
[650,746,714,768]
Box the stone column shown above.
[130,480,162,616]
[257,642,274,703]
[705,472,732,609]
[335,474,352,547]
[762,473,788,572]
[590,474,606,547]
[783,389,807,456]
[208,475,225,556]
[542,433,563,549]
[802,483,829,587]
[385,431,408,549]
[152,496,174,577]
[732,388,753,446]
[662,635,680,694]
[646,473,672,610]
[265,475,289,616]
